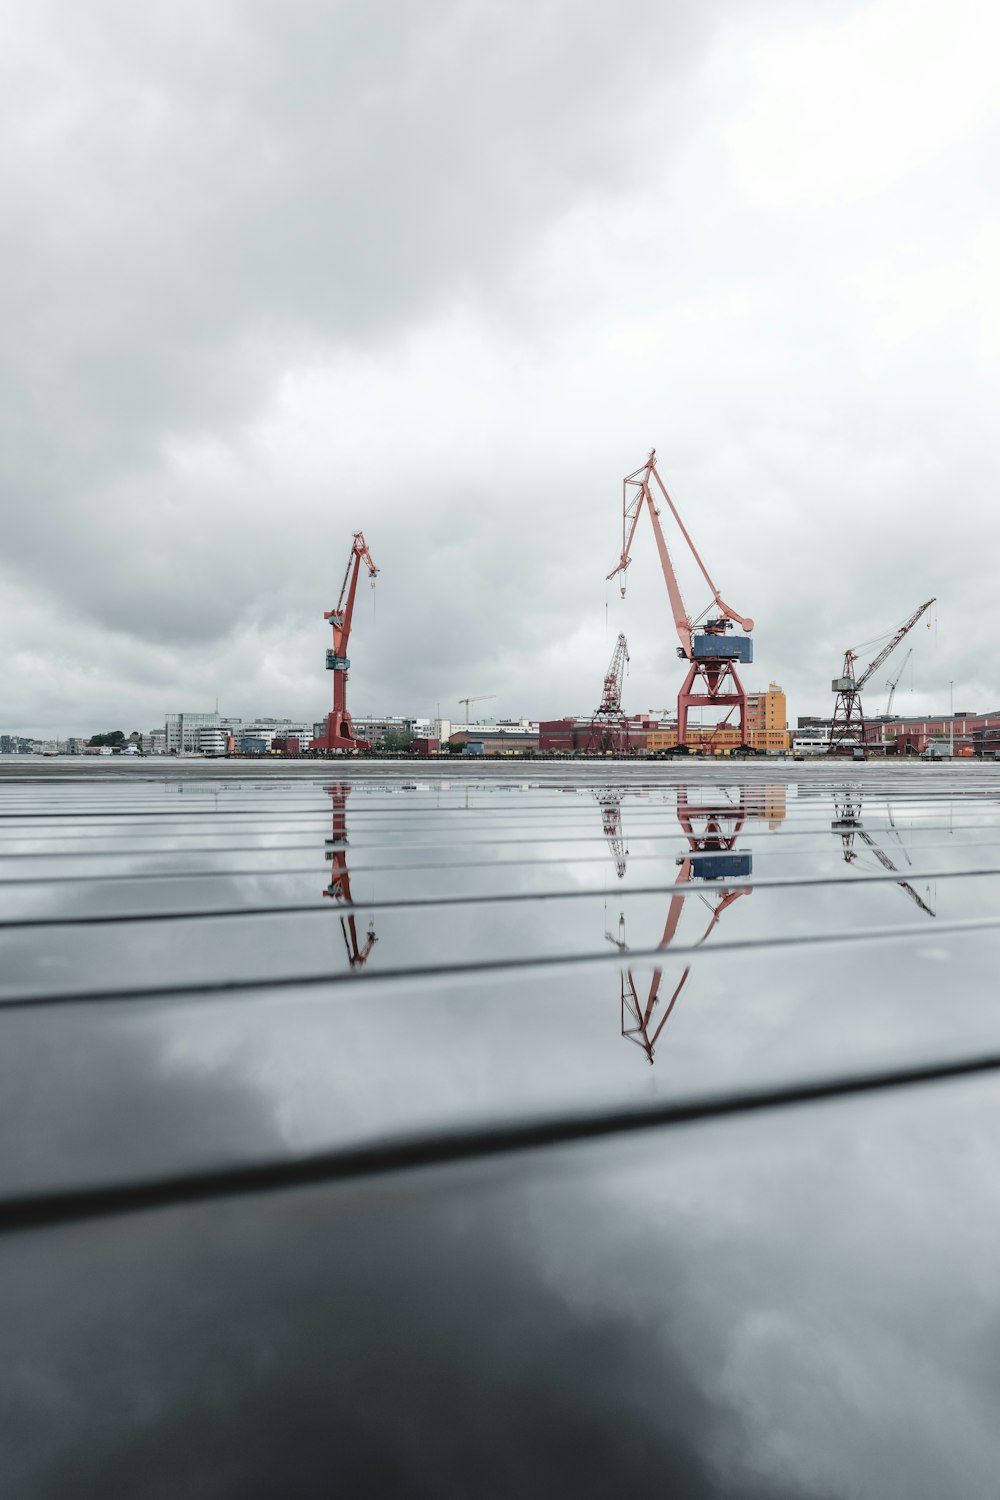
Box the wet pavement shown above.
[3,756,1000,1497]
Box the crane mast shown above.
[587,633,631,754]
[310,531,379,754]
[607,451,754,750]
[828,598,934,755]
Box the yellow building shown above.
[746,682,790,753]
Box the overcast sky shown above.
[2,0,997,736]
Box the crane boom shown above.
[856,599,934,690]
[459,694,495,720]
[857,830,935,917]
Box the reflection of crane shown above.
[613,786,753,1064]
[832,789,935,917]
[596,787,628,879]
[607,450,754,751]
[323,783,377,967]
[828,599,934,755]
[884,648,912,717]
[310,532,379,754]
[459,694,495,721]
[587,634,631,755]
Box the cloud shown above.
[1,0,997,734]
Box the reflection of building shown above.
[740,784,787,826]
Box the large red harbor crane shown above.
[828,598,934,754]
[607,451,754,751]
[310,532,378,754]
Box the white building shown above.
[196,726,232,756]
[242,718,315,750]
[166,713,243,753]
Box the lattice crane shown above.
[828,598,934,754]
[607,451,754,751]
[310,533,379,754]
[587,634,631,754]
[832,789,935,917]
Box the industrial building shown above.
[539,684,789,757]
[878,710,1000,756]
[448,727,539,756]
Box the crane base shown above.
[309,713,370,755]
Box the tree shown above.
[379,729,413,752]
[88,730,126,747]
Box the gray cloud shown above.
[1,0,995,734]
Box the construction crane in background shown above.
[310,532,379,754]
[607,451,754,752]
[884,648,913,718]
[610,786,754,1064]
[458,694,495,722]
[832,789,935,918]
[322,783,377,967]
[587,634,631,754]
[828,598,934,754]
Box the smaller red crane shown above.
[310,532,378,754]
[587,633,631,754]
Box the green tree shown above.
[88,730,126,747]
[379,729,413,752]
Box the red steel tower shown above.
[587,633,631,754]
[607,451,754,752]
[310,532,378,754]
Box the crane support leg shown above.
[677,660,748,748]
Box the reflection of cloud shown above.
[0,1002,283,1197]
[0,1150,830,1498]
